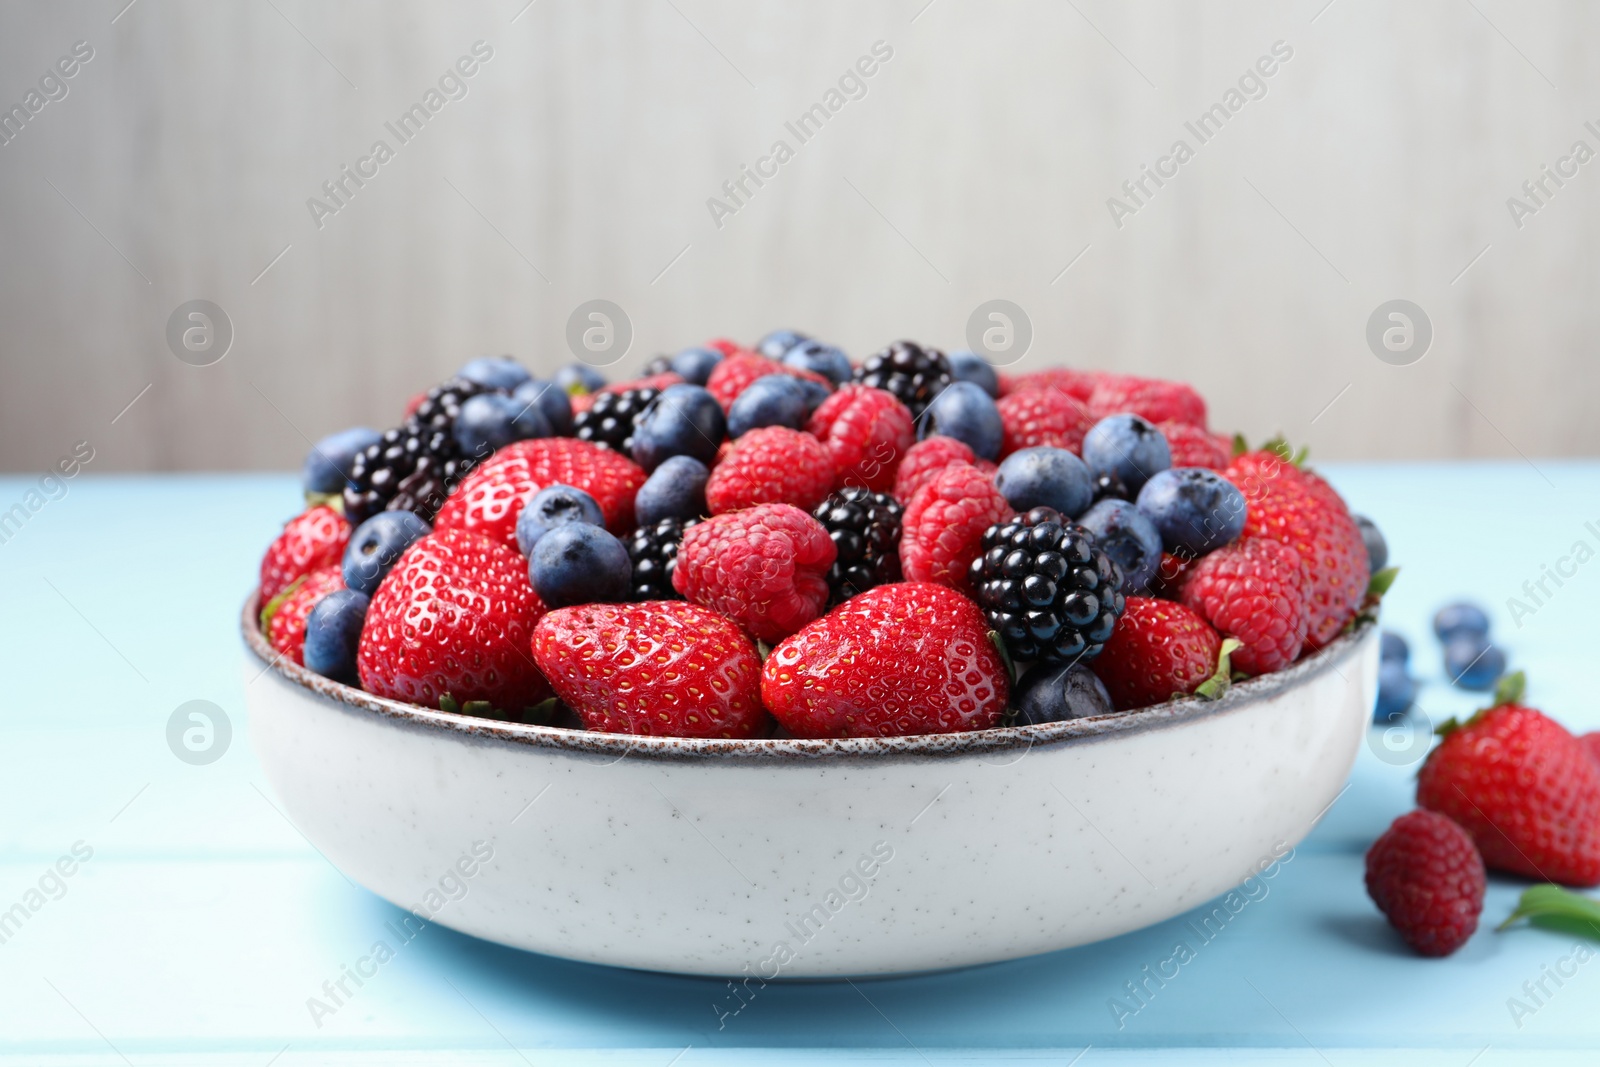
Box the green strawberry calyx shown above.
[1196,638,1243,700]
[987,630,1019,687]
[1435,670,1528,738]
[1498,883,1600,939]
[259,573,308,633]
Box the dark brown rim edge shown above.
[242,591,1375,762]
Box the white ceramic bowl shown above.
[243,595,1378,978]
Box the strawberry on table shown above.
[705,426,834,514]
[1365,809,1486,957]
[434,437,646,546]
[1093,596,1223,710]
[263,566,345,666]
[805,384,915,494]
[762,582,1008,738]
[259,504,350,602]
[531,601,768,738]
[1180,536,1308,675]
[672,503,835,643]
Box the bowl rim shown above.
[243,590,1375,762]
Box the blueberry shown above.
[343,511,431,595]
[1081,414,1171,496]
[511,379,575,437]
[756,329,808,359]
[946,350,1000,398]
[1012,662,1115,725]
[1354,514,1388,573]
[302,427,381,495]
[918,381,1004,461]
[994,447,1093,518]
[515,484,605,557]
[1135,468,1246,557]
[671,346,724,385]
[1445,635,1505,691]
[529,524,631,607]
[303,589,370,685]
[1077,498,1163,593]
[456,355,531,391]
[782,340,853,385]
[555,363,607,395]
[635,456,710,525]
[631,383,726,471]
[1374,658,1417,721]
[794,376,832,417]
[1380,630,1409,666]
[453,392,551,459]
[1433,602,1490,643]
[727,374,810,437]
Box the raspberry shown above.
[671,503,836,643]
[1093,596,1221,710]
[1088,374,1208,428]
[264,566,345,666]
[1160,420,1232,470]
[899,463,1013,593]
[1365,810,1486,956]
[530,601,767,738]
[762,582,1009,737]
[893,436,997,503]
[706,353,829,411]
[1001,368,1100,402]
[705,427,835,514]
[1180,537,1308,674]
[259,505,350,602]
[805,384,915,494]
[997,387,1093,457]
[435,438,646,547]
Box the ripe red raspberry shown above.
[762,582,1008,737]
[1093,596,1222,710]
[806,384,915,493]
[1160,420,1232,470]
[264,566,345,666]
[1180,537,1308,674]
[1089,373,1208,428]
[1585,731,1600,766]
[899,463,1012,593]
[672,503,836,643]
[259,505,350,601]
[531,601,767,738]
[706,427,835,515]
[357,528,550,710]
[435,438,646,547]
[892,436,996,503]
[705,353,829,411]
[996,387,1093,457]
[1365,810,1486,956]
[1001,368,1101,402]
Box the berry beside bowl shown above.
[244,345,1384,978]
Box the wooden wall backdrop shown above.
[1,0,1596,472]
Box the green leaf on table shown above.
[1498,884,1600,940]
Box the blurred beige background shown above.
[0,0,1595,472]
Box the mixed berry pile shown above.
[258,332,1388,741]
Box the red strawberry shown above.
[264,566,345,666]
[260,505,350,601]
[1093,596,1222,710]
[1001,368,1100,402]
[1365,809,1486,957]
[357,528,550,710]
[706,427,834,514]
[1224,451,1368,648]
[1417,681,1600,887]
[806,384,915,493]
[706,353,829,411]
[1160,420,1232,470]
[435,438,646,546]
[531,601,767,738]
[1146,551,1196,599]
[1088,374,1207,428]
[997,387,1093,457]
[762,582,1008,738]
[672,503,835,643]
[1180,537,1308,674]
[899,463,1012,593]
[1584,732,1600,766]
[892,436,997,504]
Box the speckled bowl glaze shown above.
[243,593,1378,978]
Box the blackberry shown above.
[625,517,700,601]
[970,506,1127,664]
[813,487,903,603]
[573,387,659,454]
[852,340,952,417]
[1091,471,1130,504]
[343,377,491,524]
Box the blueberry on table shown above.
[727,374,810,437]
[1380,630,1409,666]
[453,393,550,458]
[303,589,371,685]
[1135,468,1246,557]
[301,427,381,495]
[946,349,1000,398]
[630,384,726,471]
[1445,635,1505,691]
[918,380,1004,461]
[634,456,710,526]
[756,328,809,359]
[1354,514,1388,573]
[1433,601,1490,643]
[994,446,1093,519]
[1077,498,1162,594]
[511,379,574,437]
[1012,661,1115,725]
[1081,413,1171,495]
[456,355,532,391]
[1375,658,1417,720]
[781,340,853,386]
[529,524,632,608]
[343,511,431,595]
[670,345,724,385]
[515,484,605,557]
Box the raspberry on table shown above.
[1093,596,1221,710]
[434,437,646,546]
[671,503,836,643]
[813,487,904,603]
[893,436,987,503]
[1180,536,1308,674]
[1088,373,1208,428]
[806,384,915,494]
[997,387,1093,457]
[704,426,835,514]
[899,462,1013,594]
[1365,809,1486,957]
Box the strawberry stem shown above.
[1498,884,1600,939]
[1196,638,1243,700]
[1490,670,1527,709]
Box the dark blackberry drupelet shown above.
[852,340,952,417]
[813,487,903,603]
[343,378,492,524]
[626,517,700,601]
[970,506,1127,664]
[573,387,659,455]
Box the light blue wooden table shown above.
[2,464,1598,1065]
